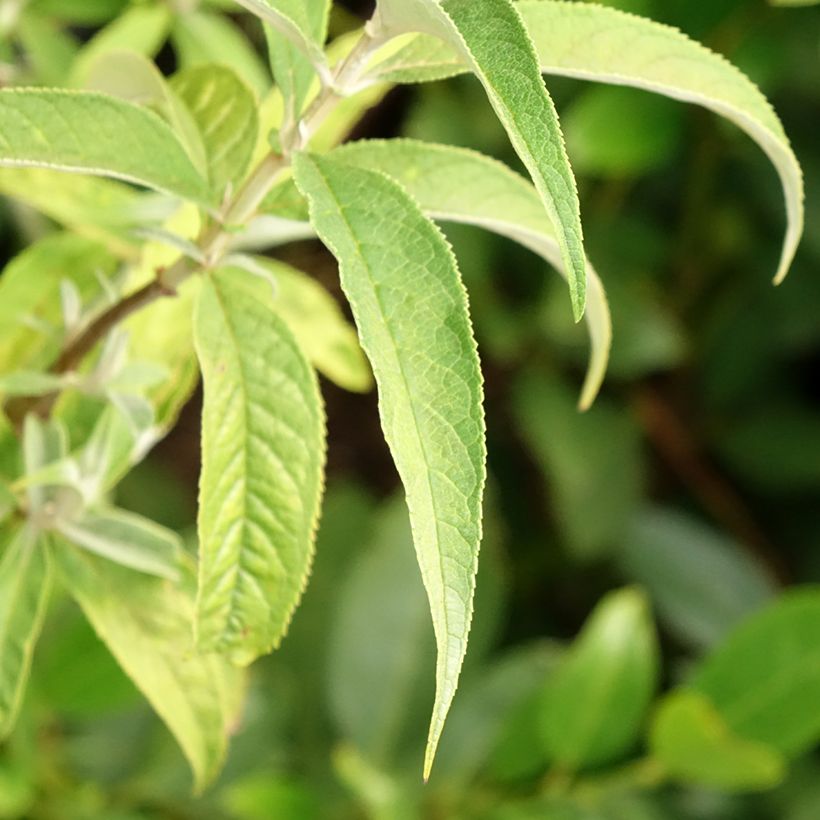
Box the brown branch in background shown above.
[633,384,789,585]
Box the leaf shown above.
[171,10,270,97]
[53,542,244,791]
[0,371,67,398]
[374,0,587,319]
[691,587,820,757]
[193,268,326,663]
[172,65,260,199]
[232,0,330,83]
[331,138,611,408]
[293,152,486,779]
[540,588,659,770]
[56,507,182,580]
[621,506,776,650]
[219,256,372,393]
[0,527,52,739]
[16,11,80,87]
[372,0,804,285]
[649,690,785,791]
[0,89,211,205]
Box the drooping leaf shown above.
[53,542,244,791]
[691,587,820,757]
[218,257,372,393]
[193,268,326,663]
[621,506,776,650]
[649,690,785,791]
[172,65,260,200]
[331,139,611,408]
[540,588,659,770]
[56,507,182,580]
[0,89,211,204]
[371,0,804,284]
[293,152,486,779]
[0,527,52,739]
[373,0,586,318]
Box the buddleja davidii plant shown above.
[0,0,804,789]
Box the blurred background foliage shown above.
[1,0,820,818]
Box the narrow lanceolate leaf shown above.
[0,89,210,205]
[293,153,486,779]
[374,0,587,319]
[0,527,52,739]
[194,268,325,663]
[53,543,244,791]
[372,1,804,285]
[332,139,611,409]
[232,0,330,83]
[172,65,260,200]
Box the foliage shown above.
[0,0,819,818]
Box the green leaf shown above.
[374,0,587,319]
[293,152,486,779]
[193,268,326,663]
[0,527,52,739]
[16,11,80,87]
[56,507,182,580]
[171,10,270,97]
[70,4,172,86]
[0,371,67,398]
[691,587,820,757]
[540,588,659,770]
[172,65,260,200]
[232,0,330,83]
[373,0,804,285]
[331,138,611,408]
[0,89,211,204]
[650,690,785,791]
[219,256,372,393]
[621,506,776,650]
[53,543,244,791]
[30,0,128,26]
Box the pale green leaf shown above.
[70,4,172,86]
[193,268,326,663]
[374,0,587,319]
[0,527,52,739]
[691,587,820,757]
[172,65,260,199]
[293,152,486,779]
[171,10,270,97]
[16,11,80,86]
[372,0,804,284]
[57,507,182,580]
[540,587,659,770]
[53,543,244,790]
[0,371,67,398]
[331,139,611,408]
[0,89,211,204]
[650,690,785,791]
[22,416,70,515]
[219,256,372,393]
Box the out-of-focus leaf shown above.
[0,527,52,739]
[540,588,659,770]
[691,587,820,757]
[222,773,321,820]
[650,690,785,791]
[29,0,128,25]
[16,12,79,86]
[513,371,644,559]
[621,507,776,650]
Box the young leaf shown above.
[172,65,260,200]
[0,371,68,398]
[56,507,182,580]
[193,269,326,663]
[53,543,244,791]
[0,89,211,205]
[0,527,52,739]
[691,587,820,757]
[218,257,372,393]
[374,0,587,319]
[540,588,659,770]
[331,139,611,409]
[650,690,785,791]
[293,152,486,779]
[372,0,804,285]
